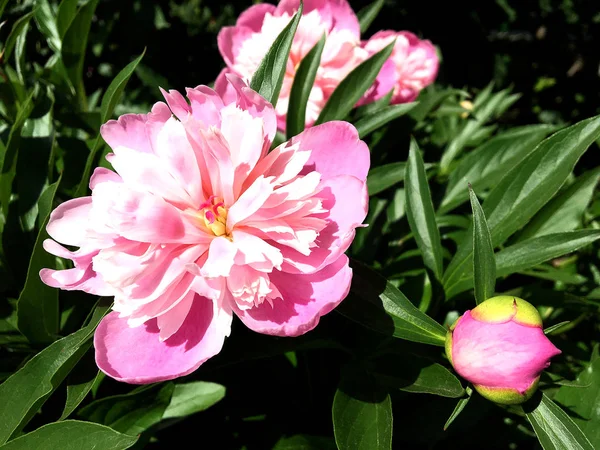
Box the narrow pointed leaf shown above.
[469,186,495,304]
[16,179,61,344]
[336,260,447,346]
[367,162,406,196]
[443,116,600,299]
[286,34,325,138]
[0,303,108,444]
[0,421,137,450]
[445,230,600,298]
[1,11,35,61]
[495,230,600,278]
[56,0,79,40]
[444,386,473,430]
[554,347,600,447]
[0,92,34,224]
[405,138,443,279]
[525,393,594,450]
[357,0,385,34]
[61,0,100,109]
[518,167,600,241]
[440,125,557,214]
[250,3,302,106]
[79,384,175,436]
[355,103,417,139]
[162,381,226,419]
[75,50,146,197]
[314,40,394,125]
[373,354,464,398]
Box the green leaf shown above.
[443,116,600,299]
[75,50,146,197]
[445,230,600,298]
[1,10,35,62]
[357,0,385,34]
[524,392,594,450]
[469,186,495,304]
[405,138,443,279]
[56,0,79,40]
[314,41,394,125]
[336,260,447,346]
[17,89,55,232]
[61,370,102,420]
[444,386,473,430]
[99,50,146,124]
[0,92,34,228]
[354,103,417,139]
[79,383,175,436]
[0,306,107,445]
[250,3,302,106]
[373,354,464,398]
[409,87,468,122]
[273,434,336,450]
[60,348,103,420]
[518,167,600,241]
[16,179,61,344]
[34,0,61,52]
[0,0,9,20]
[440,125,557,214]
[544,321,570,335]
[61,0,100,109]
[440,89,511,174]
[162,381,226,419]
[367,162,405,196]
[554,347,600,447]
[332,369,392,450]
[286,34,325,139]
[0,421,137,450]
[496,230,600,278]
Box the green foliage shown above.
[286,34,325,138]
[250,3,303,107]
[0,1,598,449]
[314,41,394,125]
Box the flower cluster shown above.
[218,0,438,131]
[41,75,369,383]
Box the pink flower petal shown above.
[237,3,276,31]
[290,121,370,181]
[46,197,92,246]
[201,237,238,278]
[279,174,368,274]
[452,311,562,393]
[276,0,360,37]
[233,254,352,336]
[94,294,231,384]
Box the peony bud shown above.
[445,296,561,405]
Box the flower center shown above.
[200,196,228,237]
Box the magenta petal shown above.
[276,0,360,37]
[452,311,562,393]
[46,197,92,246]
[291,121,370,181]
[234,254,352,337]
[237,3,275,31]
[94,294,231,384]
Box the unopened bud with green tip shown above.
[445,296,561,405]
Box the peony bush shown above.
[0,0,598,449]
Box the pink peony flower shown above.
[445,296,561,404]
[362,30,438,105]
[217,0,369,131]
[40,74,369,384]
